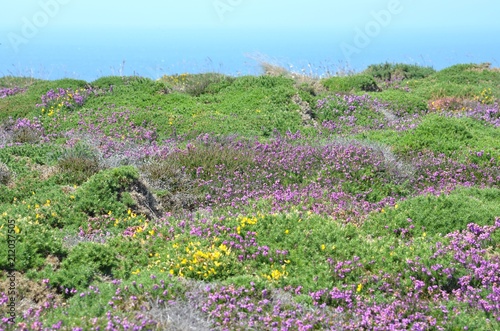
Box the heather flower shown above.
[0,86,26,98]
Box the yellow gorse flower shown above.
[357,284,363,292]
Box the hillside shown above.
[1,62,499,330]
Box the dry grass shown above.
[146,278,216,331]
[466,62,500,73]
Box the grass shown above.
[0,61,500,330]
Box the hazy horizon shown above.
[1,1,499,80]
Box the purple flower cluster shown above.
[464,102,500,127]
[36,86,111,113]
[12,117,44,132]
[1,219,498,330]
[0,86,26,98]
[0,117,48,146]
[36,88,87,109]
[316,94,399,134]
[53,110,160,159]
[441,220,500,318]
[42,118,499,221]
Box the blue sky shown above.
[1,0,499,31]
[1,1,499,79]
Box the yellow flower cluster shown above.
[236,216,258,235]
[28,199,59,223]
[148,239,232,279]
[0,199,57,238]
[475,88,495,104]
[160,73,189,91]
[262,264,288,281]
[41,89,86,117]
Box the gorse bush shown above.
[0,219,67,272]
[51,242,119,290]
[75,166,139,218]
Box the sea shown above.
[1,27,499,81]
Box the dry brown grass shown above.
[466,62,500,72]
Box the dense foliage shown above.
[1,62,499,330]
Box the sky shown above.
[1,0,499,79]
[1,0,499,31]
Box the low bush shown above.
[48,242,119,291]
[322,75,379,92]
[363,62,435,81]
[360,113,500,159]
[158,73,234,96]
[57,143,102,185]
[75,166,139,218]
[369,89,428,115]
[363,186,500,237]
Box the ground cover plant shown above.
[0,62,499,330]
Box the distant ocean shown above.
[1,27,499,81]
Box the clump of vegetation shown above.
[322,74,379,92]
[48,242,119,291]
[75,166,139,218]
[1,62,500,330]
[57,143,102,185]
[364,186,500,236]
[363,62,435,81]
[158,72,235,96]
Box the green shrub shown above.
[231,75,294,89]
[127,77,171,94]
[158,73,235,96]
[0,220,66,272]
[433,63,500,84]
[363,62,435,81]
[406,63,500,100]
[409,115,474,152]
[360,114,500,159]
[50,242,119,290]
[57,143,102,185]
[322,75,379,92]
[368,89,428,115]
[75,166,139,217]
[363,187,500,237]
[91,76,134,88]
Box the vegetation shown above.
[0,62,499,330]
